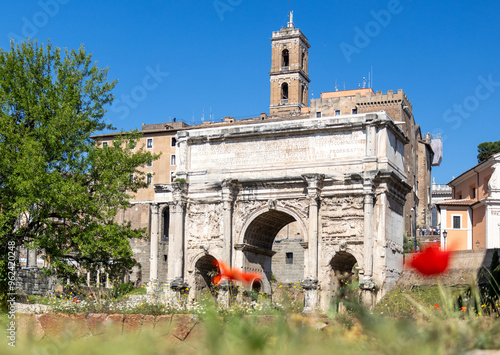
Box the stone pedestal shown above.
[359,278,376,310]
[302,277,319,314]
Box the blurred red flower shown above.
[212,260,261,286]
[72,298,80,303]
[409,245,452,276]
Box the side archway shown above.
[193,254,218,295]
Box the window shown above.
[281,82,289,100]
[301,51,305,68]
[470,185,476,199]
[170,172,175,183]
[453,215,461,229]
[286,252,293,265]
[316,112,322,118]
[335,110,340,116]
[102,142,108,148]
[170,155,176,166]
[147,174,152,185]
[147,159,153,167]
[147,138,153,148]
[171,137,177,147]
[130,174,134,183]
[164,255,168,262]
[352,108,357,114]
[282,49,289,67]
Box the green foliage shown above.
[477,140,500,162]
[108,282,135,299]
[174,178,186,183]
[0,40,159,307]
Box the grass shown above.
[6,282,500,354]
[2,303,500,354]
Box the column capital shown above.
[151,203,159,214]
[172,181,187,211]
[302,173,324,202]
[222,179,239,202]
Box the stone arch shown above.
[282,48,289,67]
[237,204,308,245]
[236,204,307,293]
[193,254,217,294]
[281,82,289,100]
[327,250,360,310]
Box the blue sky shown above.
[1,0,500,183]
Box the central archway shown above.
[239,208,306,293]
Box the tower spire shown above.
[287,10,294,28]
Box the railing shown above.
[280,66,289,71]
[280,99,289,105]
[432,184,451,191]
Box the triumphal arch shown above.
[151,112,410,310]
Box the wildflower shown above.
[461,307,467,312]
[409,245,452,276]
[211,260,262,286]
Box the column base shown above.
[359,277,377,310]
[302,277,319,314]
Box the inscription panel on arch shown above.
[189,130,366,171]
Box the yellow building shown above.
[437,153,500,251]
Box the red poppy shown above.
[409,245,452,276]
[72,298,80,303]
[211,260,261,286]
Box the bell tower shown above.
[269,12,310,116]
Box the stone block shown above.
[154,314,172,336]
[141,314,155,334]
[39,313,71,337]
[16,313,45,340]
[171,314,198,341]
[86,313,106,336]
[123,314,144,333]
[68,313,90,338]
[105,314,124,334]
[183,322,205,348]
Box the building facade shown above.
[92,121,188,284]
[437,153,500,251]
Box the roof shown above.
[448,152,500,186]
[436,199,476,206]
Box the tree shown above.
[477,140,500,162]
[0,40,159,308]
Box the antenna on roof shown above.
[335,80,338,92]
[370,66,373,89]
[363,77,367,89]
[201,105,205,122]
[210,107,213,122]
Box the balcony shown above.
[280,99,289,105]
